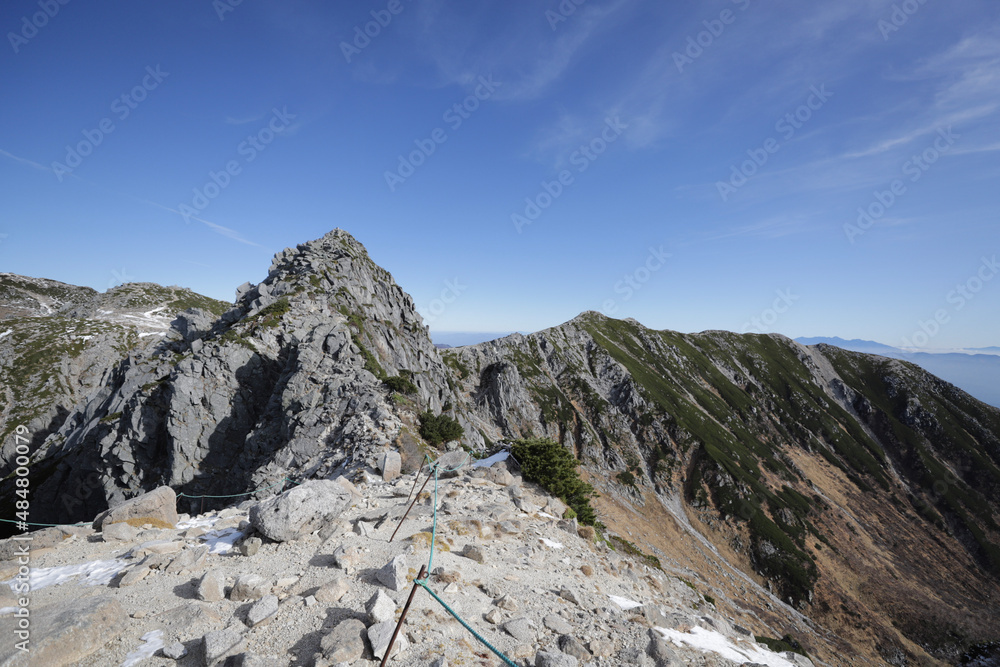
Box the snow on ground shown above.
[609,594,643,610]
[0,329,12,340]
[201,527,243,554]
[3,557,130,593]
[539,537,564,549]
[121,629,165,667]
[176,514,223,531]
[471,451,510,468]
[654,626,797,667]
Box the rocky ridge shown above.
[2,230,489,528]
[0,460,820,667]
[3,229,1000,665]
[0,275,229,471]
[446,313,1000,664]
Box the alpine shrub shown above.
[511,437,597,526]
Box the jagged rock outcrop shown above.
[4,230,483,529]
[0,274,230,474]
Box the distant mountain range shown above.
[430,331,521,348]
[796,336,1000,408]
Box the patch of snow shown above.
[609,594,643,610]
[201,527,243,554]
[121,629,165,667]
[138,332,165,338]
[472,451,509,468]
[4,558,130,592]
[0,607,17,616]
[539,537,564,549]
[176,514,223,530]
[538,511,557,519]
[654,626,796,667]
[143,306,168,318]
[0,329,12,340]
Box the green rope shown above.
[0,518,89,528]
[416,580,519,667]
[177,477,296,499]
[5,477,300,528]
[408,450,515,667]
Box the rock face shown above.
[5,230,480,529]
[248,480,352,542]
[0,274,230,500]
[0,595,129,666]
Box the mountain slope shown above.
[4,231,999,664]
[0,275,230,464]
[795,336,1000,408]
[446,313,1000,664]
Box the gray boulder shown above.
[202,627,244,666]
[366,589,397,624]
[379,450,401,482]
[248,480,352,542]
[377,554,408,591]
[93,485,178,530]
[246,595,279,627]
[368,620,410,661]
[320,618,367,663]
[535,650,578,667]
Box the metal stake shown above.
[389,468,434,542]
[380,564,427,667]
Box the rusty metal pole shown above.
[403,463,425,506]
[389,468,434,542]
[379,564,428,667]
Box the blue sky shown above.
[1,0,998,349]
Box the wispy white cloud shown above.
[0,148,53,173]
[0,147,261,248]
[410,0,633,101]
